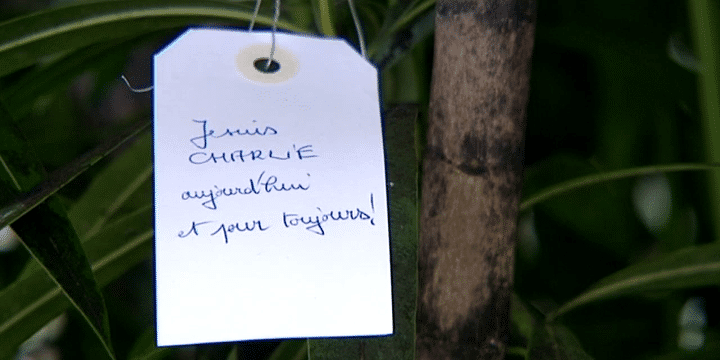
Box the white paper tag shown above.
[153,29,392,346]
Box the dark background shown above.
[0,0,717,359]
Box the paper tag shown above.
[153,29,392,346]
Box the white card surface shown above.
[154,29,392,346]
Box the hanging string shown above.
[266,0,280,70]
[252,0,365,60]
[123,0,365,88]
[248,0,263,30]
[347,0,367,59]
[249,0,280,71]
[120,75,153,93]
[251,0,365,60]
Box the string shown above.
[252,0,366,60]
[123,0,365,89]
[120,75,153,93]
[347,0,367,59]
[249,0,280,71]
[248,0,262,30]
[266,0,280,70]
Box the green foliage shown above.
[528,323,594,360]
[0,101,115,359]
[0,0,719,359]
[550,242,720,321]
[0,0,305,78]
[688,0,720,241]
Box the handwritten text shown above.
[189,144,317,165]
[190,119,277,149]
[178,219,270,243]
[181,171,311,210]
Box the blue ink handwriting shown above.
[178,219,269,243]
[282,194,377,235]
[180,171,311,210]
[189,144,317,165]
[190,119,277,149]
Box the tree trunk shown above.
[416,1,536,359]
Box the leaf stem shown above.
[520,163,720,212]
[388,0,434,35]
[311,0,336,36]
[688,0,720,241]
[549,259,720,321]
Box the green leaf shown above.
[311,0,336,36]
[128,326,174,360]
[520,162,720,212]
[0,110,44,192]
[550,242,720,321]
[0,101,115,359]
[1,34,157,119]
[195,343,235,360]
[528,323,594,360]
[0,260,65,360]
[0,0,307,78]
[369,0,434,69]
[226,346,238,360]
[14,126,150,283]
[68,131,152,240]
[520,154,639,256]
[13,197,116,358]
[689,0,720,243]
[0,205,153,360]
[511,293,535,349]
[1,118,153,358]
[269,340,308,360]
[382,43,430,105]
[0,120,149,231]
[308,104,419,359]
[385,0,435,36]
[648,328,720,360]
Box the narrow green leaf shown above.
[195,343,235,360]
[68,131,152,240]
[0,101,115,359]
[689,0,720,242]
[308,104,419,359]
[511,293,535,349]
[648,331,720,360]
[0,120,149,231]
[128,326,174,360]
[2,34,157,119]
[506,346,528,358]
[268,340,308,360]
[226,346,238,360]
[520,154,638,256]
[0,110,44,191]
[0,0,307,78]
[1,122,153,358]
[310,0,336,36]
[371,8,434,70]
[520,163,720,212]
[0,261,63,360]
[368,0,435,69]
[0,206,153,360]
[284,0,314,31]
[550,242,720,321]
[527,323,593,360]
[15,127,150,282]
[11,197,116,359]
[387,0,435,35]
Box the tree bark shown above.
[416,1,536,359]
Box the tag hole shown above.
[254,58,281,73]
